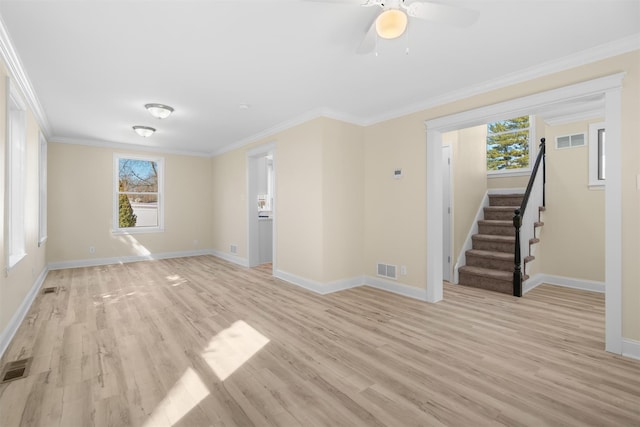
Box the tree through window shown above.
[115,155,164,231]
[486,116,531,171]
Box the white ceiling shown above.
[0,0,638,156]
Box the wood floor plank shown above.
[0,255,639,426]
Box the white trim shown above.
[208,249,250,268]
[487,169,532,178]
[52,136,212,158]
[425,73,625,354]
[0,15,52,137]
[364,276,428,301]
[453,191,490,284]
[0,267,49,359]
[622,339,640,361]
[38,132,48,246]
[47,249,210,271]
[604,87,623,354]
[524,274,605,294]
[274,270,363,295]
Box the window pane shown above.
[487,129,530,170]
[598,128,605,180]
[119,194,158,228]
[119,158,158,192]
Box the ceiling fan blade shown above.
[406,2,479,27]
[356,16,378,54]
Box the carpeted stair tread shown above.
[478,220,512,226]
[459,265,512,280]
[472,234,515,242]
[466,249,513,261]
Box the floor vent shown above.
[1,358,32,383]
[42,286,58,294]
[377,263,397,280]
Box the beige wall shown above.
[0,68,48,338]
[210,117,365,284]
[321,118,364,282]
[537,120,606,281]
[47,143,213,263]
[449,126,488,267]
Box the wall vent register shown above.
[377,263,397,279]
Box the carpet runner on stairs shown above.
[458,193,542,295]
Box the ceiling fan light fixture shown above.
[376,9,408,39]
[133,125,156,137]
[145,103,174,119]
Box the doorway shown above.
[425,73,624,354]
[247,143,276,272]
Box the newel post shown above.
[513,209,523,297]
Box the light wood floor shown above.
[0,256,638,426]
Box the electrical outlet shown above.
[400,266,407,275]
[230,244,238,254]
[89,246,96,254]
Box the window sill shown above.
[487,169,532,178]
[7,252,27,272]
[112,227,164,235]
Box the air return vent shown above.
[377,263,397,280]
[42,286,58,294]
[1,358,32,383]
[556,133,585,149]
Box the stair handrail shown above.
[513,138,546,297]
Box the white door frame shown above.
[425,73,625,354]
[442,145,452,282]
[247,142,276,271]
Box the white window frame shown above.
[38,132,48,246]
[113,154,164,234]
[589,122,605,189]
[486,115,536,178]
[5,77,27,270]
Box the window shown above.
[38,132,48,246]
[6,78,27,269]
[486,115,533,173]
[555,133,585,149]
[589,122,605,187]
[114,155,164,233]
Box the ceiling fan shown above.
[310,0,479,54]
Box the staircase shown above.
[458,193,544,294]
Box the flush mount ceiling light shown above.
[145,103,174,119]
[375,9,408,39]
[133,125,156,137]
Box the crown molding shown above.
[51,136,212,158]
[0,15,52,138]
[210,107,366,157]
[361,33,640,126]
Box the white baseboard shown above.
[524,273,605,294]
[208,249,249,267]
[47,249,212,270]
[364,276,428,301]
[274,270,363,295]
[622,338,640,361]
[0,267,49,359]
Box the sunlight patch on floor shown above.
[143,367,210,427]
[201,320,270,381]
